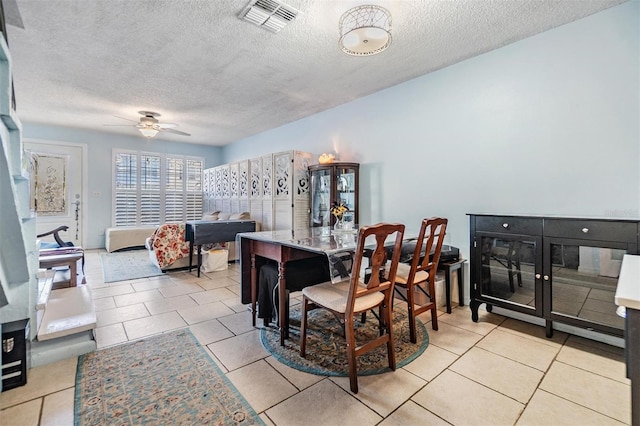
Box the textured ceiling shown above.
[5,0,626,146]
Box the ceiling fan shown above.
[105,111,191,138]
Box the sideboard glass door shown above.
[545,240,626,334]
[477,233,542,316]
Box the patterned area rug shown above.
[74,329,264,425]
[261,305,428,376]
[100,249,164,283]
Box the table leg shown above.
[70,260,77,287]
[444,266,452,314]
[457,265,465,307]
[196,245,202,277]
[251,254,257,327]
[278,262,287,346]
[188,240,195,272]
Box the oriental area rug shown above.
[261,305,429,376]
[99,249,164,283]
[74,329,264,426]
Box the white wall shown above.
[223,1,640,275]
[22,124,223,249]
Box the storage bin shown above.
[201,249,229,272]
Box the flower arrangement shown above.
[331,201,348,220]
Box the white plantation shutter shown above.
[185,160,203,220]
[185,194,203,220]
[114,192,137,226]
[140,192,161,224]
[114,153,137,226]
[140,155,161,224]
[113,150,203,226]
[164,193,184,223]
[166,158,184,190]
[165,157,184,222]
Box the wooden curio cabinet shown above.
[309,162,359,227]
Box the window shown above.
[113,150,203,226]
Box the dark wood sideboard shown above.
[468,213,640,338]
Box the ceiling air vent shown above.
[239,0,299,33]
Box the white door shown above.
[25,140,85,247]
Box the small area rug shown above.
[100,249,164,283]
[74,329,264,425]
[261,305,428,376]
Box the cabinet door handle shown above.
[502,223,509,229]
[543,275,549,281]
[582,228,589,233]
[535,274,541,279]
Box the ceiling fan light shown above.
[139,127,159,138]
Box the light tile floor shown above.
[0,249,632,425]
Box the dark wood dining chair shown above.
[393,217,448,343]
[299,222,405,393]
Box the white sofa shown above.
[105,225,157,252]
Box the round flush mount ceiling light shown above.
[339,5,392,56]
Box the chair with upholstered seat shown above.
[37,225,74,249]
[37,225,86,280]
[394,217,448,343]
[299,222,405,393]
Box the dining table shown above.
[237,226,364,346]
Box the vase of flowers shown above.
[331,201,348,231]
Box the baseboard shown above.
[490,306,624,348]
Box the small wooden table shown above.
[438,258,467,314]
[39,249,84,287]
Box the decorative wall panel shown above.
[30,153,68,216]
[203,150,315,231]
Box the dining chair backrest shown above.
[408,217,448,285]
[345,223,405,316]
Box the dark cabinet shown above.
[469,214,639,338]
[309,162,359,227]
[2,319,29,391]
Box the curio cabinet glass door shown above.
[309,162,359,227]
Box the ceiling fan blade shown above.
[161,128,191,136]
[158,123,178,129]
[113,115,138,123]
[103,124,135,127]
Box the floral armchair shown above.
[147,223,191,269]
